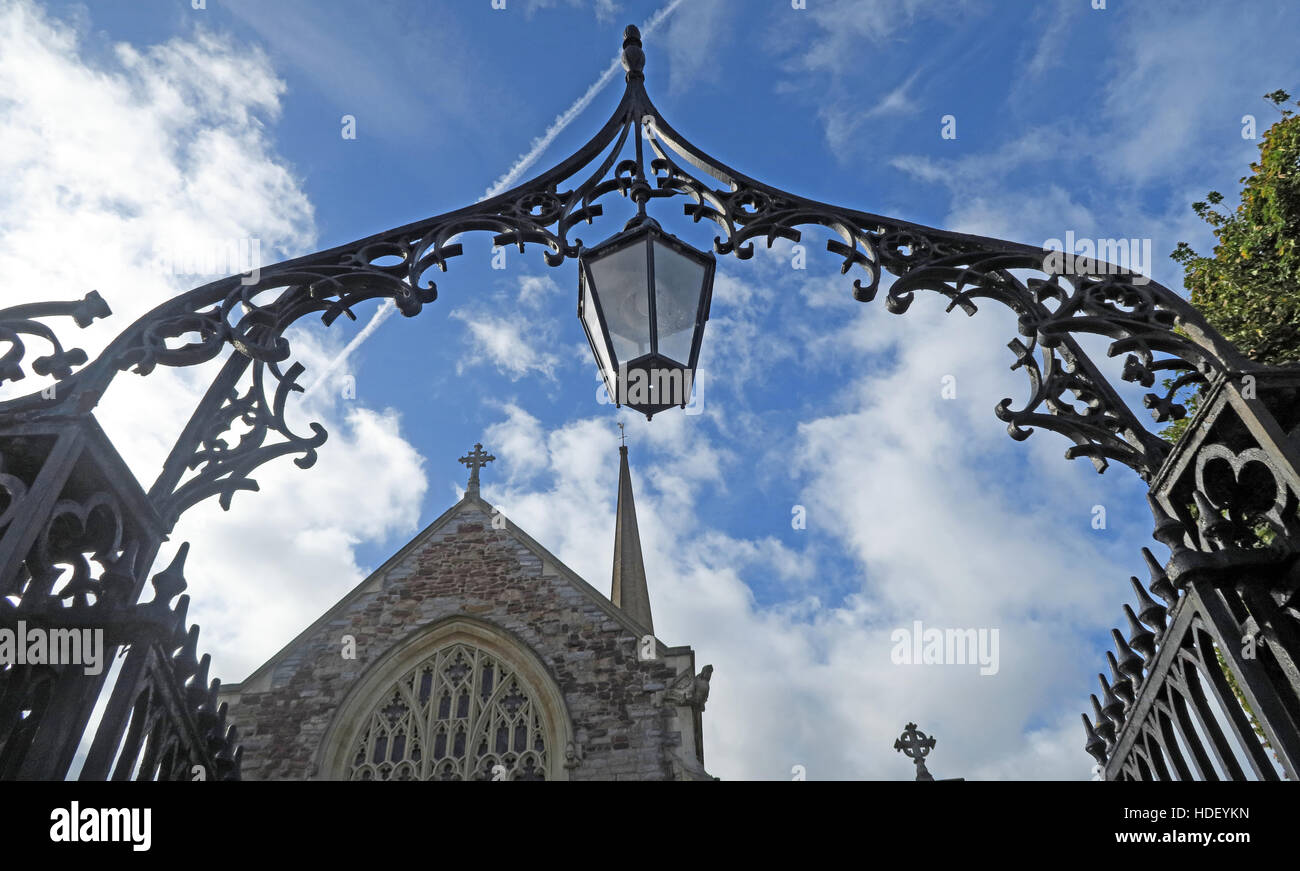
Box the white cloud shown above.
[0,1,427,682]
[517,273,563,309]
[816,68,924,162]
[527,0,621,22]
[1096,2,1299,183]
[767,0,971,162]
[865,71,922,118]
[663,0,729,95]
[793,0,954,75]
[1020,0,1078,82]
[450,308,563,381]
[484,402,551,488]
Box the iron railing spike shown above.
[1141,547,1179,608]
[1128,574,1167,636]
[1083,713,1107,764]
[1107,651,1134,708]
[170,594,191,640]
[1112,627,1145,684]
[187,653,211,708]
[1192,489,1234,548]
[1123,603,1157,660]
[1090,694,1116,747]
[1098,674,1124,726]
[149,542,190,606]
[174,625,201,677]
[1146,491,1187,550]
[1092,696,1112,748]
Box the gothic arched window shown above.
[346,642,551,781]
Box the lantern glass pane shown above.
[589,240,651,363]
[581,279,614,384]
[652,240,705,365]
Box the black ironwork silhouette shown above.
[1,25,1296,781]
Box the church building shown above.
[218,443,714,781]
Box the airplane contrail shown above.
[482,0,687,200]
[305,0,685,399]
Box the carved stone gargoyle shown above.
[665,664,712,712]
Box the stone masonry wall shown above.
[221,502,693,781]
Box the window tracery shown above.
[347,642,548,781]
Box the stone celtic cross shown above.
[894,722,937,781]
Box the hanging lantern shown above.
[578,217,715,418]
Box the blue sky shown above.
[3,0,1298,779]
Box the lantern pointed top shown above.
[621,24,645,83]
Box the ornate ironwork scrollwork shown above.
[0,16,1294,786]
[152,360,327,528]
[0,23,1258,522]
[0,291,111,387]
[0,483,127,612]
[0,450,30,537]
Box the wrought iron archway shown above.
[1,25,1297,781]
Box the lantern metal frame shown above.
[578,217,715,417]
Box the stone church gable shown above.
[219,492,709,781]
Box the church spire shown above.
[611,431,653,633]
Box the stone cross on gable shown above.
[458,443,495,494]
[894,722,937,781]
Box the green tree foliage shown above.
[1171,96,1297,772]
[1164,90,1300,443]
